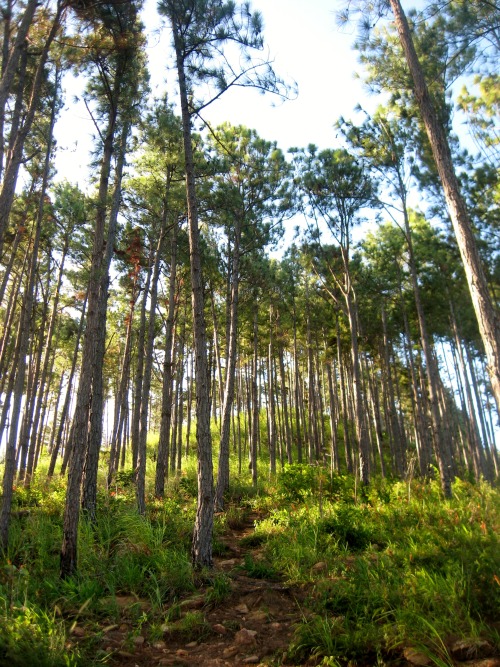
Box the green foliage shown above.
[224,505,249,530]
[240,553,279,580]
[163,610,212,642]
[177,472,198,498]
[275,477,499,663]
[277,463,319,501]
[204,573,232,607]
[0,606,81,667]
[318,506,373,551]
[289,612,381,664]
[1,460,498,666]
[277,464,356,504]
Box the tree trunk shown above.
[292,308,303,463]
[172,22,214,568]
[131,259,152,470]
[60,56,126,575]
[337,319,353,473]
[326,361,340,473]
[400,181,452,495]
[268,307,277,475]
[108,290,137,485]
[278,343,293,464]
[136,211,168,514]
[381,305,406,477]
[82,121,130,520]
[389,0,500,415]
[215,212,242,509]
[22,80,62,484]
[344,285,370,485]
[0,194,42,549]
[450,304,484,479]
[48,294,87,479]
[251,305,259,487]
[0,0,37,180]
[0,3,63,255]
[155,221,178,497]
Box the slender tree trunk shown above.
[21,81,62,484]
[400,291,431,476]
[131,259,152,470]
[278,343,293,464]
[317,348,328,457]
[292,308,303,463]
[268,306,277,475]
[108,291,137,485]
[0,4,64,255]
[401,189,452,495]
[210,287,224,419]
[0,175,43,550]
[82,121,130,520]
[337,319,353,473]
[326,361,340,473]
[60,54,128,574]
[19,287,48,483]
[176,325,186,471]
[0,0,37,180]
[251,305,259,487]
[381,305,406,476]
[466,344,495,480]
[172,23,214,567]
[389,0,500,414]
[344,285,370,485]
[48,295,87,479]
[0,0,37,116]
[136,212,168,514]
[215,213,242,509]
[366,359,386,477]
[450,305,484,479]
[306,290,319,463]
[155,222,178,496]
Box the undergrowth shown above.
[0,456,498,666]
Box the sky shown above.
[146,0,370,150]
[54,1,374,182]
[52,0,383,254]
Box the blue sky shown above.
[147,0,370,151]
[54,0,373,183]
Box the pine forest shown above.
[0,1,499,665]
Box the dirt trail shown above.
[71,512,500,667]
[89,512,304,667]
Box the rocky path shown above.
[71,513,500,667]
[89,512,304,666]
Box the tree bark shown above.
[215,212,243,509]
[389,0,500,415]
[155,222,178,497]
[171,20,214,568]
[0,3,64,255]
[0,170,43,549]
[136,212,168,514]
[47,294,87,479]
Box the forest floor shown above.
[71,511,306,666]
[66,510,500,667]
[4,471,498,667]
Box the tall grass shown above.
[0,454,498,666]
[265,469,499,664]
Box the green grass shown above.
[0,455,498,666]
[163,610,212,642]
[266,474,500,665]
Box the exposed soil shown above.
[69,513,500,667]
[70,511,306,666]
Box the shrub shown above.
[318,506,372,551]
